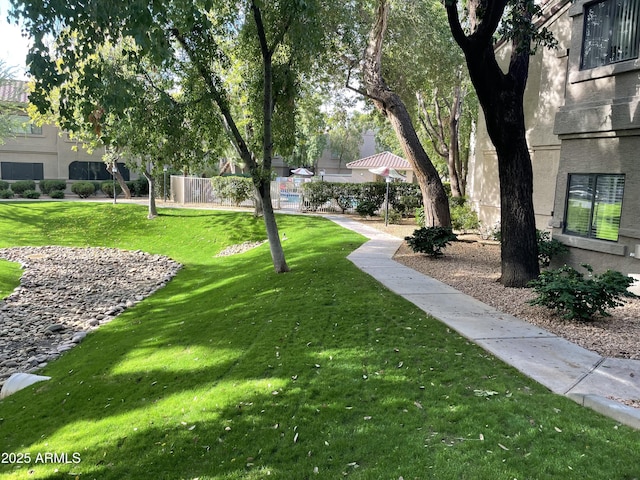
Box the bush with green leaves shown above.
[302,181,333,211]
[405,226,458,258]
[22,189,41,199]
[537,229,568,267]
[390,183,422,217]
[528,264,637,320]
[0,189,14,199]
[126,178,149,197]
[0,180,10,191]
[355,182,386,217]
[450,197,480,232]
[49,190,65,199]
[211,176,253,206]
[39,179,67,195]
[11,180,36,197]
[331,183,358,213]
[71,182,96,198]
[101,181,122,198]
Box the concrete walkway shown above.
[327,215,640,430]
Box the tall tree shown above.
[355,0,451,227]
[445,0,552,287]
[11,0,353,273]
[379,0,477,199]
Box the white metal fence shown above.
[170,175,359,214]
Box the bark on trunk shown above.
[143,169,158,219]
[252,1,289,273]
[448,85,463,197]
[446,1,539,287]
[363,0,451,228]
[107,163,132,199]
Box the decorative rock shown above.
[45,324,65,333]
[0,246,182,387]
[71,332,87,343]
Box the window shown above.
[68,161,130,181]
[581,0,640,69]
[6,115,42,135]
[564,174,625,241]
[0,162,44,180]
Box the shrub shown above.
[415,206,425,227]
[0,180,9,191]
[302,182,332,211]
[450,197,480,232]
[405,226,458,258]
[387,209,403,224]
[91,181,102,195]
[390,183,422,217]
[332,183,358,213]
[71,182,96,198]
[101,181,122,198]
[528,264,637,320]
[537,229,568,267]
[49,190,65,199]
[22,189,41,199]
[355,182,386,217]
[356,199,379,217]
[127,178,149,197]
[39,179,67,195]
[0,189,14,199]
[11,180,36,196]
[211,176,253,206]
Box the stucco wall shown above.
[549,0,640,275]
[469,0,571,233]
[0,122,110,183]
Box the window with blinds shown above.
[564,174,625,241]
[581,0,640,69]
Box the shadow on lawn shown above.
[3,207,636,479]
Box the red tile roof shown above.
[0,80,28,104]
[346,151,411,170]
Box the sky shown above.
[0,0,31,79]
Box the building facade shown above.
[471,0,640,275]
[0,81,129,187]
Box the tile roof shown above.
[346,151,411,170]
[0,80,28,104]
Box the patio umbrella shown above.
[368,166,406,180]
[291,167,314,176]
[368,166,405,226]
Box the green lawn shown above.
[0,202,638,479]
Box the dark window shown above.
[68,161,130,181]
[581,0,640,69]
[0,162,44,180]
[564,173,625,241]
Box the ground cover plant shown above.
[0,202,638,479]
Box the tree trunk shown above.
[363,0,450,228]
[107,162,132,199]
[142,168,158,219]
[255,178,288,272]
[447,85,463,197]
[252,1,289,273]
[446,0,539,287]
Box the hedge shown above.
[11,180,37,197]
[71,182,95,198]
[40,179,67,195]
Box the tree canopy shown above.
[9,0,358,272]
